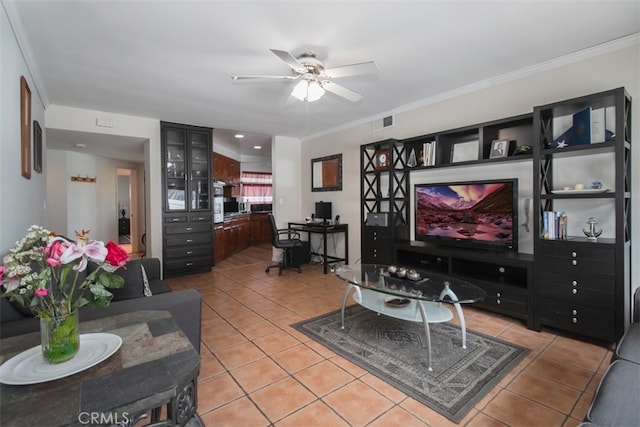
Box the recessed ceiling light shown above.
[235,134,244,139]
[253,145,262,150]
[75,143,86,148]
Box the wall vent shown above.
[373,115,394,131]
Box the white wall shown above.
[0,7,47,254]
[301,41,640,281]
[45,106,162,261]
[46,150,139,243]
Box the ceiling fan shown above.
[231,49,377,102]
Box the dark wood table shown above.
[0,311,202,426]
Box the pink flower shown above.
[0,265,4,283]
[45,238,69,261]
[35,288,48,297]
[46,258,60,267]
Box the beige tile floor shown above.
[165,244,614,427]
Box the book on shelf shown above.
[542,210,568,240]
[422,140,436,166]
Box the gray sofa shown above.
[581,287,640,426]
[0,258,202,351]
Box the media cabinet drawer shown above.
[538,270,615,305]
[539,297,615,339]
[472,281,528,317]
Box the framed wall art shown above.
[20,76,32,179]
[33,120,43,173]
[451,140,479,163]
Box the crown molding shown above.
[302,33,640,142]
[2,0,49,109]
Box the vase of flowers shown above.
[0,226,129,364]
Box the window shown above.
[241,172,272,204]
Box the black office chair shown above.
[265,214,304,275]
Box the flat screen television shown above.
[415,178,518,251]
[315,201,332,222]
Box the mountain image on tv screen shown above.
[416,182,514,243]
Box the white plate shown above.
[550,189,609,194]
[0,333,122,385]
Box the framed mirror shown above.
[312,153,342,192]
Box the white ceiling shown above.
[5,0,639,161]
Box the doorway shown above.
[117,167,144,258]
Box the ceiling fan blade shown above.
[324,61,378,79]
[270,49,307,74]
[323,81,363,102]
[231,74,300,81]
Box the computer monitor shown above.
[314,201,332,223]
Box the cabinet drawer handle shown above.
[186,262,193,267]
[186,239,193,243]
[571,251,577,258]
[572,280,578,286]
[572,318,578,324]
[186,251,193,255]
[572,260,578,266]
[186,227,193,231]
[572,289,578,295]
[572,309,578,315]
[496,299,501,304]
[496,292,501,297]
[172,218,180,222]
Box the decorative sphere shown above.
[406,269,420,281]
[387,265,397,275]
[396,267,407,278]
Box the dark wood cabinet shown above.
[533,88,631,341]
[250,213,271,245]
[213,152,241,197]
[161,122,213,277]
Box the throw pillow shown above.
[141,264,153,297]
[109,263,152,301]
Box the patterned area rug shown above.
[292,305,529,423]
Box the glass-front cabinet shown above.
[161,122,213,277]
[163,126,211,212]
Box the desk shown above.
[0,311,202,427]
[288,222,348,274]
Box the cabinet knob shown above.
[572,260,578,266]
[571,251,577,258]
[186,227,193,231]
[572,289,578,295]
[496,292,501,297]
[497,299,501,304]
[172,218,180,222]
[572,309,578,315]
[186,251,193,255]
[186,239,193,243]
[572,318,578,324]
[572,280,578,286]
[186,262,193,267]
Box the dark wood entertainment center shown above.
[360,87,631,342]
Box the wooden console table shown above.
[0,311,202,426]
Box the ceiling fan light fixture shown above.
[292,80,325,102]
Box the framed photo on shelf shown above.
[374,149,390,170]
[489,139,511,159]
[20,76,31,179]
[451,140,479,163]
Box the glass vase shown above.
[40,310,80,363]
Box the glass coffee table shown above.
[334,264,486,371]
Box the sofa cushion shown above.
[586,359,640,425]
[614,322,640,364]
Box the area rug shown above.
[292,305,529,423]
